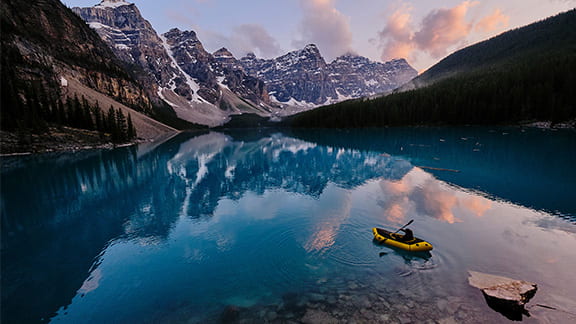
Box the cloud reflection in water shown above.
[378,168,493,224]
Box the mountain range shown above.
[72,0,417,125]
[239,45,416,107]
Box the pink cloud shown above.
[378,6,416,62]
[379,1,489,63]
[414,0,478,58]
[386,202,406,223]
[412,180,459,224]
[475,8,510,33]
[461,196,492,217]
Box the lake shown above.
[1,127,575,323]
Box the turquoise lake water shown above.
[1,127,575,323]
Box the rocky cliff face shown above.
[161,28,272,115]
[0,0,152,112]
[74,1,273,126]
[212,48,269,105]
[328,55,417,99]
[72,2,194,105]
[240,46,418,107]
[241,44,337,106]
[161,28,219,104]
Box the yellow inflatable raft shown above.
[372,227,433,252]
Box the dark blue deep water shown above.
[2,127,575,323]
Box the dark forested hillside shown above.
[0,0,150,136]
[0,0,150,106]
[288,10,576,128]
[408,8,576,88]
[0,0,198,153]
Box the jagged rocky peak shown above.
[72,2,157,59]
[163,28,211,61]
[213,47,239,69]
[213,47,235,59]
[163,28,213,67]
[383,58,413,70]
[276,43,328,73]
[302,43,320,54]
[165,28,197,41]
[332,52,371,64]
[240,52,265,66]
[296,44,325,62]
[95,0,133,8]
[390,58,409,64]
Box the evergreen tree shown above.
[106,105,117,139]
[54,98,65,126]
[116,108,127,141]
[93,101,103,132]
[81,97,94,130]
[126,113,136,140]
[69,94,82,128]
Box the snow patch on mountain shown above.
[159,34,205,104]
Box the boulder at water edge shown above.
[468,270,537,321]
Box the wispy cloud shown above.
[188,24,281,59]
[475,8,510,33]
[293,0,353,61]
[232,24,282,58]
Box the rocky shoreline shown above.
[0,127,142,156]
[522,119,576,129]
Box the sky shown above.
[62,0,575,72]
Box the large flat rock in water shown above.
[468,270,537,320]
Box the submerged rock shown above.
[301,309,339,324]
[220,305,241,323]
[468,270,537,320]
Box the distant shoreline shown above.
[2,121,573,157]
[0,127,181,157]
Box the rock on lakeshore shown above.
[468,270,537,320]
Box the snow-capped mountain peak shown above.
[73,1,417,123]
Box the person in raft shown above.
[399,228,414,242]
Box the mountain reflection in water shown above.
[1,127,575,323]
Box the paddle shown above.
[393,219,414,234]
[379,219,414,246]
